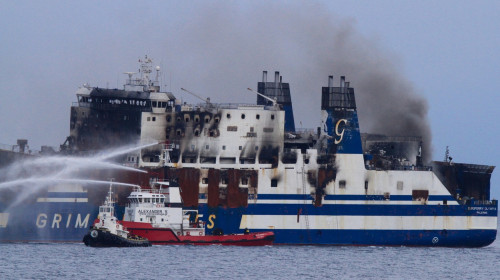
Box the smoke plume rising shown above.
[165,2,432,160]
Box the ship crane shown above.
[246,88,278,107]
[180,88,211,105]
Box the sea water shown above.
[1,223,499,280]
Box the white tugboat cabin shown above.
[123,180,204,236]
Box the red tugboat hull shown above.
[120,221,274,246]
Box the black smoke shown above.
[165,1,432,161]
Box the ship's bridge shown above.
[127,188,166,206]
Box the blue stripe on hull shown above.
[244,203,497,216]
[45,192,88,198]
[258,194,456,201]
[266,229,497,247]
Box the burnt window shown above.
[222,145,226,150]
[339,180,346,189]
[167,116,171,122]
[256,114,260,120]
[194,116,200,123]
[176,129,181,136]
[241,177,248,185]
[226,113,231,119]
[364,181,368,190]
[271,114,275,120]
[152,117,156,121]
[241,114,246,119]
[185,117,190,122]
[194,130,200,136]
[221,177,228,185]
[412,190,429,201]
[205,117,210,123]
[384,192,390,200]
[202,178,208,184]
[215,117,220,123]
[271,179,278,188]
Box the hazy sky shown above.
[1,1,499,197]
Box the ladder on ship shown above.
[301,155,311,241]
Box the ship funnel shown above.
[17,139,28,154]
[321,75,361,154]
[257,70,296,132]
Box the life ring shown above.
[186,231,190,236]
[199,232,203,236]
[90,230,98,238]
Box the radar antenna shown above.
[123,72,136,84]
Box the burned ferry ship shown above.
[0,57,497,246]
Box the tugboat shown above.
[120,180,274,246]
[83,185,151,247]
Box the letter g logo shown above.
[334,119,347,144]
